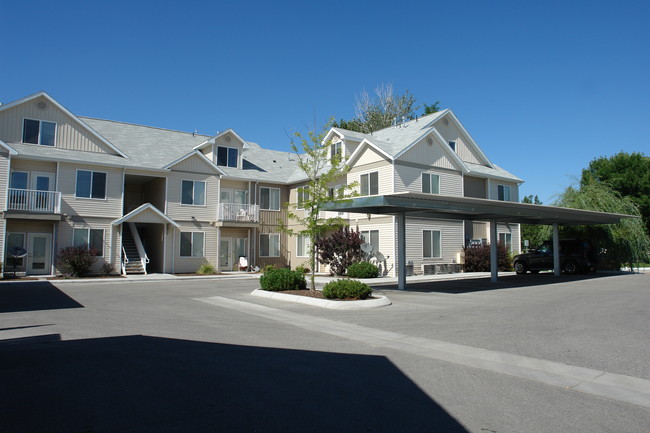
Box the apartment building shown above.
[0,92,522,277]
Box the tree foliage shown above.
[554,179,649,267]
[332,83,440,134]
[58,246,97,277]
[462,243,512,272]
[520,195,551,250]
[280,122,357,289]
[314,226,363,276]
[581,151,650,235]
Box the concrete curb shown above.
[251,288,391,309]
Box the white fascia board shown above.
[465,170,525,184]
[0,139,18,155]
[112,203,180,227]
[194,129,248,151]
[1,91,129,159]
[326,128,364,143]
[345,138,394,168]
[12,153,170,172]
[445,110,493,168]
[163,150,226,175]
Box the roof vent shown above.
[427,137,433,146]
[444,118,449,125]
[37,101,47,110]
[225,135,231,142]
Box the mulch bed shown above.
[277,289,376,301]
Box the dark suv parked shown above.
[513,239,598,275]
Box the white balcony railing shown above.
[217,203,259,222]
[7,189,62,213]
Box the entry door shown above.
[220,189,233,203]
[219,238,232,271]
[31,172,54,211]
[27,233,52,275]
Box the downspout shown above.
[253,181,259,268]
[51,224,57,275]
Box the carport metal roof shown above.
[324,192,637,289]
[324,192,633,226]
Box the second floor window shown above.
[497,185,511,201]
[76,170,106,199]
[182,180,206,205]
[360,172,379,196]
[23,119,56,146]
[260,187,280,211]
[331,141,343,162]
[422,173,440,194]
[217,146,238,168]
[448,141,456,152]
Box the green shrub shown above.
[295,265,310,274]
[197,263,217,275]
[58,246,97,277]
[262,264,276,274]
[260,268,307,291]
[322,279,372,300]
[346,261,379,278]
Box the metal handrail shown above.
[7,188,61,213]
[121,247,129,275]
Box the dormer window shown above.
[217,146,238,168]
[448,141,456,152]
[331,141,343,162]
[23,119,56,146]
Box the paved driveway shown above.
[1,272,648,432]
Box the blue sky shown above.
[1,0,648,204]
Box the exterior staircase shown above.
[122,224,145,274]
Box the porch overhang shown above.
[112,203,180,228]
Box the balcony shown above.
[216,203,259,223]
[6,188,62,214]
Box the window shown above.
[360,230,379,252]
[448,141,456,152]
[73,228,104,256]
[234,190,247,204]
[331,141,343,162]
[497,185,511,201]
[234,238,247,258]
[23,119,56,146]
[180,232,205,257]
[10,172,28,189]
[499,233,512,251]
[422,173,440,194]
[75,170,107,199]
[260,187,280,211]
[423,230,442,258]
[6,233,26,267]
[260,233,280,257]
[181,180,206,205]
[296,234,311,257]
[360,172,379,196]
[297,186,309,209]
[217,146,238,168]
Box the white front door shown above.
[27,233,52,275]
[219,238,232,271]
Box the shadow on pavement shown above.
[373,272,629,294]
[0,281,83,313]
[0,334,468,433]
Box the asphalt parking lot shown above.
[1,272,648,432]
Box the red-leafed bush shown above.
[462,243,512,272]
[58,246,98,277]
[315,226,363,276]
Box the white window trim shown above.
[259,233,280,257]
[296,186,309,210]
[422,172,441,194]
[216,145,239,168]
[74,169,108,200]
[296,234,310,257]
[179,231,206,257]
[260,187,281,211]
[331,141,343,161]
[423,229,442,259]
[72,227,105,257]
[360,171,379,196]
[22,117,57,146]
[181,179,207,207]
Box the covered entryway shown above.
[325,192,636,290]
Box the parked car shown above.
[513,239,598,275]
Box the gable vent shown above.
[36,101,47,110]
[427,137,434,146]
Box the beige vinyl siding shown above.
[57,218,115,273]
[434,117,482,164]
[58,162,123,218]
[214,134,244,169]
[357,216,396,277]
[166,171,219,222]
[0,96,119,154]
[347,160,393,221]
[170,154,217,174]
[0,153,9,209]
[464,176,487,198]
[492,223,521,254]
[256,224,289,269]
[394,162,462,195]
[398,135,458,170]
[355,146,389,166]
[489,180,519,202]
[405,218,464,273]
[169,222,218,273]
[257,183,289,226]
[10,159,57,177]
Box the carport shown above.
[325,192,634,290]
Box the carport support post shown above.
[490,219,498,283]
[553,223,560,276]
[397,212,406,290]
